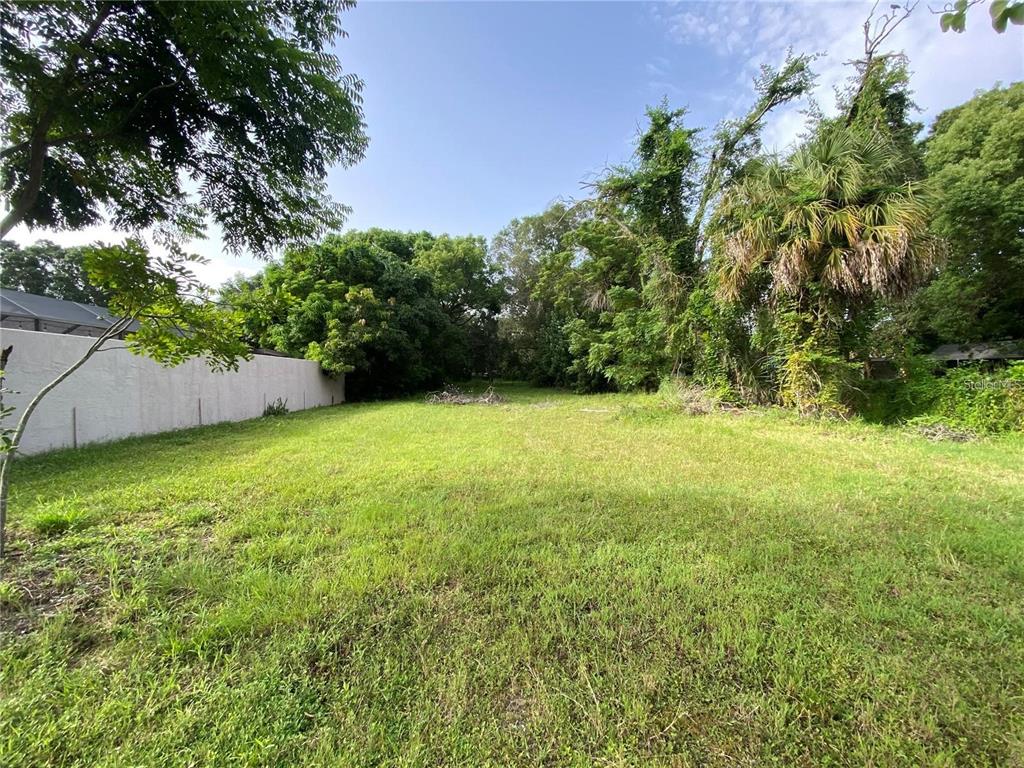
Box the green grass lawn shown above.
[2,384,1023,766]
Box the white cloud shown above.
[650,0,1024,152]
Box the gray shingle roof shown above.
[1,288,119,326]
[0,288,139,336]
[930,340,1024,361]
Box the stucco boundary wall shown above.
[1,328,344,455]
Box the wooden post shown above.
[198,397,203,426]
[71,407,77,449]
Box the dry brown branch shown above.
[425,386,505,405]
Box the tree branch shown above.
[0,79,180,161]
[0,2,115,237]
[845,0,917,125]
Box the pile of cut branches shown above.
[425,386,504,405]
[916,422,977,443]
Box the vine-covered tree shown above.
[0,0,367,253]
[506,54,816,392]
[714,128,939,413]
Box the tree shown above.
[412,235,503,322]
[0,239,250,557]
[905,82,1024,345]
[411,234,505,375]
[0,1,367,253]
[714,126,939,413]
[0,239,109,303]
[539,55,816,392]
[490,202,585,381]
[936,0,1024,32]
[223,230,479,399]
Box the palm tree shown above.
[712,126,940,413]
[716,127,938,302]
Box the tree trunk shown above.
[0,3,114,238]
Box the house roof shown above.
[0,288,295,359]
[930,340,1024,361]
[0,287,141,336]
[1,287,126,330]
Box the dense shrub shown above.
[223,230,502,400]
[866,359,1024,433]
[926,363,1024,433]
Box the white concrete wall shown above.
[1,328,344,455]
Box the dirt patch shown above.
[0,550,108,637]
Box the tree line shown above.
[4,73,1022,426]
[2,1,1021,432]
[224,53,1021,428]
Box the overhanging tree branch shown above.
[0,1,116,237]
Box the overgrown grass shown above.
[2,384,1023,766]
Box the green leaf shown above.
[940,12,954,31]
[991,0,1010,31]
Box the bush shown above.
[262,398,289,417]
[927,363,1024,433]
[657,377,724,415]
[866,358,1024,433]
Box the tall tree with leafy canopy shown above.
[904,82,1024,345]
[222,230,485,399]
[0,0,366,253]
[412,235,504,324]
[411,234,506,375]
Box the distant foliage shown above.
[491,56,818,395]
[223,230,503,400]
[866,359,1024,434]
[490,203,585,383]
[904,83,1024,346]
[482,20,1022,433]
[928,363,1024,433]
[0,240,109,304]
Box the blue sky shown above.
[10,1,1023,285]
